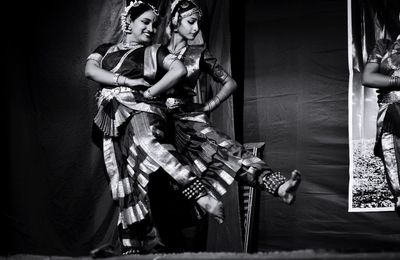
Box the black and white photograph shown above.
[5,0,400,259]
[348,0,399,212]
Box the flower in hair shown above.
[121,0,159,33]
[127,0,159,16]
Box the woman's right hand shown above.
[125,78,151,88]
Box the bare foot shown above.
[196,193,225,223]
[277,170,301,205]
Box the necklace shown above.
[169,46,187,59]
[119,41,144,50]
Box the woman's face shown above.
[177,12,200,41]
[130,10,157,44]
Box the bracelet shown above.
[113,73,120,86]
[206,96,222,111]
[214,96,221,106]
[389,75,400,87]
[143,89,157,100]
[206,100,214,111]
[123,77,127,86]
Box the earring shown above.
[172,12,179,27]
[121,14,132,34]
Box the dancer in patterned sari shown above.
[150,0,302,222]
[362,30,400,215]
[85,0,222,254]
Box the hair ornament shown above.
[121,0,159,33]
[171,11,179,27]
[180,7,202,19]
[170,0,202,27]
[180,1,189,8]
[170,0,181,15]
[126,0,159,16]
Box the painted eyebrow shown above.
[142,16,155,21]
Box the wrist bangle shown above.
[205,101,212,112]
[206,96,221,111]
[390,75,400,87]
[144,89,156,100]
[214,96,221,106]
[113,73,120,86]
[123,77,127,86]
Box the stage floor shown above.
[5,250,400,260]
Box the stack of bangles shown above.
[113,73,127,86]
[390,75,400,88]
[143,88,157,100]
[205,96,221,111]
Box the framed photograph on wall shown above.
[348,0,399,212]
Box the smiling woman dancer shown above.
[85,0,223,254]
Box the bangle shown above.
[144,89,156,100]
[390,75,400,87]
[208,100,216,111]
[214,96,221,106]
[123,77,127,86]
[113,73,120,86]
[206,96,221,111]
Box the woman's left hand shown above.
[125,78,151,88]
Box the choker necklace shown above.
[120,41,144,50]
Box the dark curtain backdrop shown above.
[7,0,120,256]
[243,0,400,251]
[6,0,400,257]
[5,0,241,256]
